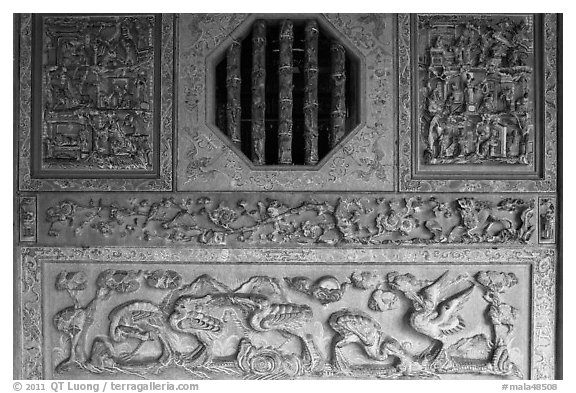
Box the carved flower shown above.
[96,269,140,293]
[53,306,86,337]
[46,200,77,223]
[145,270,183,290]
[91,221,112,236]
[208,205,239,228]
[475,271,518,294]
[55,271,88,292]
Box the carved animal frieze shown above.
[48,267,525,379]
[41,194,536,245]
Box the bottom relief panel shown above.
[41,262,531,380]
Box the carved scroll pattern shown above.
[41,194,536,246]
[178,14,395,191]
[398,13,558,192]
[20,250,43,379]
[17,247,557,379]
[17,14,173,191]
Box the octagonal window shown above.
[213,18,361,166]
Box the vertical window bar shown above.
[304,20,319,165]
[251,21,267,165]
[226,40,242,147]
[278,20,294,165]
[330,42,346,148]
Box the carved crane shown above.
[328,308,411,373]
[388,271,474,365]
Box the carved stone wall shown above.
[14,13,560,381]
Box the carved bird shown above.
[389,271,475,364]
[328,309,408,373]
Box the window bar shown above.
[330,42,346,148]
[226,40,242,147]
[278,20,294,165]
[251,20,267,165]
[304,20,319,165]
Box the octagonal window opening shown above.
[214,18,360,167]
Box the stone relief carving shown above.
[41,194,535,246]
[17,14,174,191]
[539,198,556,244]
[40,16,156,172]
[47,266,526,379]
[19,196,37,242]
[398,14,558,192]
[16,247,557,380]
[418,15,535,166]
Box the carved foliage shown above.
[42,194,536,246]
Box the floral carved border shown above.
[17,14,174,191]
[17,246,556,379]
[398,14,558,192]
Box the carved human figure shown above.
[541,204,555,240]
[475,117,492,156]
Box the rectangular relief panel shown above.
[37,192,538,247]
[177,14,395,192]
[17,247,556,380]
[17,14,174,191]
[398,14,558,192]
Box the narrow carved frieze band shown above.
[41,194,536,246]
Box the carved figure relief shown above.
[539,198,556,243]
[417,15,535,166]
[49,267,526,379]
[39,15,157,173]
[41,194,536,246]
[19,196,37,242]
